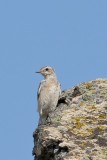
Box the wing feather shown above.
[37,80,46,114]
[37,80,45,99]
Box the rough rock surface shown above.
[33,78,107,160]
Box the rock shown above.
[33,78,107,160]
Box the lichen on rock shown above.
[33,78,107,160]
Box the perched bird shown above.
[36,66,61,124]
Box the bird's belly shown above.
[39,87,59,113]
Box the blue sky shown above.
[0,0,107,160]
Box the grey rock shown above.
[33,79,107,160]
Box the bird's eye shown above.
[45,68,49,71]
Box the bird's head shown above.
[36,66,56,78]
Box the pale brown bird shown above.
[36,66,61,124]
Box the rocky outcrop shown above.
[33,79,107,160]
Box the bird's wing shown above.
[37,80,45,99]
[37,83,41,100]
[37,80,46,114]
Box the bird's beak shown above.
[35,71,40,73]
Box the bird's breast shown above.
[48,85,57,93]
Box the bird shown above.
[36,66,61,124]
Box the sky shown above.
[0,0,107,160]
